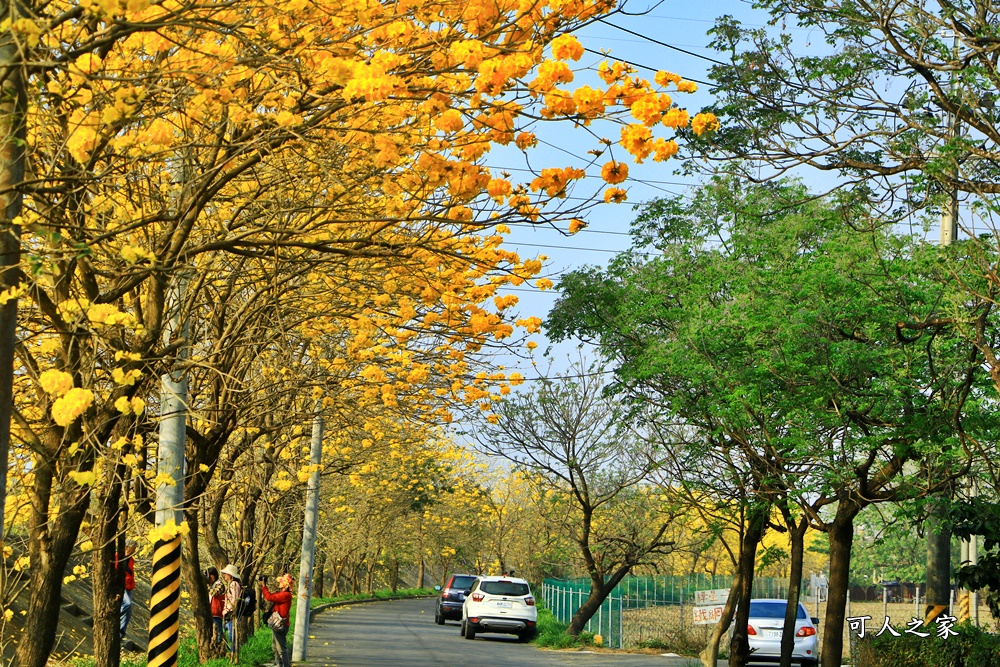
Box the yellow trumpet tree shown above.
[0,0,712,664]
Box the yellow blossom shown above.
[51,388,95,426]
[68,470,97,486]
[550,34,584,61]
[147,519,190,544]
[38,369,74,396]
[603,187,628,204]
[600,161,628,184]
[691,112,720,136]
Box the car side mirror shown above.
[811,617,820,624]
[433,585,441,591]
[463,589,472,596]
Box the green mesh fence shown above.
[541,574,796,649]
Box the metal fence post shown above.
[599,599,603,640]
[619,595,624,649]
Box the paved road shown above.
[302,597,725,666]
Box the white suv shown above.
[461,576,537,642]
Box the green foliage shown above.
[531,607,596,649]
[70,626,274,667]
[856,622,1000,667]
[548,176,993,505]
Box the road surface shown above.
[302,597,725,666]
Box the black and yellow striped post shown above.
[956,590,971,623]
[150,283,189,667]
[148,534,182,667]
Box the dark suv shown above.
[435,574,478,624]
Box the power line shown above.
[508,241,624,254]
[582,48,711,86]
[490,165,695,189]
[597,19,729,66]
[642,13,814,33]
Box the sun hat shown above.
[277,574,294,591]
[221,564,241,580]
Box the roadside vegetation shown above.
[532,607,597,650]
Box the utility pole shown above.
[292,409,324,662]
[926,30,959,625]
[148,274,189,667]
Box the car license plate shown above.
[495,601,512,608]
[765,630,782,639]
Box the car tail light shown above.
[525,597,535,606]
[747,625,756,636]
[471,593,484,602]
[796,627,816,637]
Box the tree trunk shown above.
[566,564,632,635]
[924,498,951,622]
[183,501,218,661]
[204,487,230,570]
[821,506,858,667]
[728,503,768,667]
[15,464,92,667]
[314,551,326,599]
[701,572,741,667]
[0,0,27,553]
[779,516,807,667]
[417,555,425,589]
[365,549,380,594]
[332,556,348,596]
[390,558,399,594]
[92,462,128,667]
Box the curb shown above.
[309,594,437,620]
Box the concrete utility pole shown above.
[292,410,324,662]
[148,275,189,667]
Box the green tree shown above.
[547,177,993,667]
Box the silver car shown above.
[738,599,819,666]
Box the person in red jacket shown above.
[115,539,137,643]
[261,573,293,667]
[206,567,227,646]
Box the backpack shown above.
[239,587,256,617]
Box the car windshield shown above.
[481,581,530,596]
[748,601,807,619]
[451,576,477,590]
